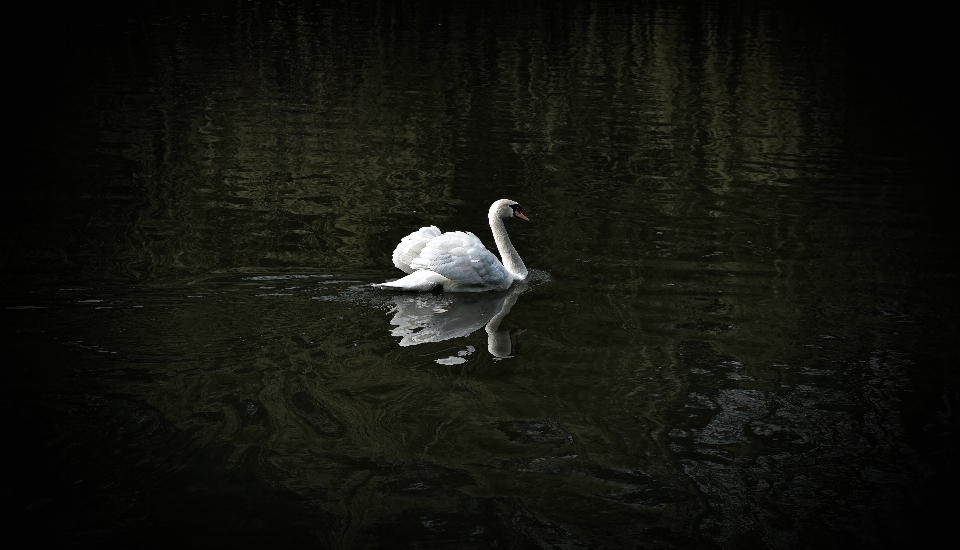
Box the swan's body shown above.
[375,199,529,292]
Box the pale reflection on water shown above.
[385,270,548,359]
[2,1,956,548]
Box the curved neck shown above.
[489,212,527,280]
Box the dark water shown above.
[2,1,956,548]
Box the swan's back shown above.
[411,231,512,291]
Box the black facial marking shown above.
[510,203,522,212]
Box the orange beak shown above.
[514,211,530,221]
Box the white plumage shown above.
[375,199,530,292]
[392,226,441,273]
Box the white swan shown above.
[375,199,530,292]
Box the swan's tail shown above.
[373,270,450,292]
[392,226,441,273]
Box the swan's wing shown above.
[409,231,511,288]
[392,226,441,274]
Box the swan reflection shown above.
[386,285,525,359]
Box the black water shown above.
[2,2,956,548]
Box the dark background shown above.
[2,1,956,548]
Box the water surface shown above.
[2,1,956,548]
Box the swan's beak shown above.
[514,212,530,221]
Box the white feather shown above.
[375,199,529,292]
[392,226,440,274]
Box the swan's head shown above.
[490,199,530,222]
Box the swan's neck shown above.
[489,212,527,281]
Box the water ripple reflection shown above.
[384,270,548,360]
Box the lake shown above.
[1,1,956,548]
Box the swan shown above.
[375,199,530,292]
